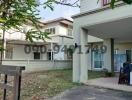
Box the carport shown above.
[72,4,132,83]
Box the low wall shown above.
[2,60,72,73]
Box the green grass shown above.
[88,70,105,79]
[0,69,105,100]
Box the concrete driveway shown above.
[51,86,132,100]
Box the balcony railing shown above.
[102,0,120,6]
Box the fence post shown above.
[0,65,25,100]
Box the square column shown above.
[73,27,81,83]
[103,38,114,72]
[80,28,88,83]
[73,27,88,83]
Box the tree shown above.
[110,0,132,8]
[0,0,80,64]
[0,0,80,42]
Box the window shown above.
[93,51,104,69]
[114,49,118,54]
[67,28,73,36]
[45,27,55,34]
[34,52,41,60]
[6,47,13,59]
[126,50,132,62]
[47,52,53,60]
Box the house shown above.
[72,0,132,83]
[1,17,73,72]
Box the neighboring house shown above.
[1,17,73,72]
[72,0,132,83]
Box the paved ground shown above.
[51,86,132,100]
[86,77,132,92]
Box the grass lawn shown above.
[0,69,105,100]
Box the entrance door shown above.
[126,50,132,62]
[93,51,104,69]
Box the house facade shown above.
[1,18,73,72]
[72,0,132,83]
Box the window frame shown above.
[45,27,56,34]
[33,52,41,60]
[67,28,73,36]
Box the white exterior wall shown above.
[10,42,73,61]
[80,0,102,13]
[80,0,106,43]
[13,45,32,60]
[2,60,72,72]
[88,35,103,43]
[58,25,68,35]
[12,45,48,60]
[3,25,32,40]
[115,43,132,54]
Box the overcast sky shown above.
[38,0,80,21]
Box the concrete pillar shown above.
[103,38,114,72]
[50,42,53,60]
[80,28,88,83]
[73,26,81,83]
[3,38,6,60]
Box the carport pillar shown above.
[80,28,88,83]
[73,26,81,83]
[103,38,114,72]
[73,27,88,83]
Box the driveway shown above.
[51,86,132,100]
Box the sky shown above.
[38,0,80,21]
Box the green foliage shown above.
[110,0,132,8]
[0,0,49,41]
[0,0,55,53]
[98,0,132,8]
[123,0,132,4]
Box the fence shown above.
[2,60,72,73]
[0,65,25,100]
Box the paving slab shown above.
[86,77,132,92]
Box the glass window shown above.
[45,28,55,34]
[47,52,53,60]
[6,47,13,59]
[45,29,49,32]
[93,51,104,69]
[34,52,40,60]
[126,50,132,62]
[67,29,73,36]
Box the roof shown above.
[43,17,73,27]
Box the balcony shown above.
[102,0,120,6]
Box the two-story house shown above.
[72,0,132,83]
[1,17,73,72]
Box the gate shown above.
[0,65,25,100]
